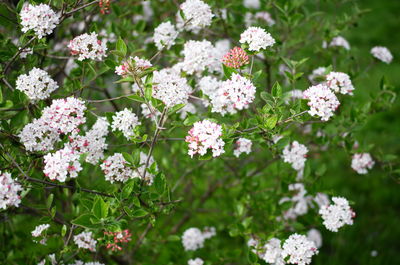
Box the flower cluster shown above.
[32,224,50,245]
[111,108,141,139]
[371,46,393,64]
[303,84,340,121]
[351,153,375,174]
[255,11,276,26]
[182,227,216,251]
[186,120,225,158]
[16,68,58,101]
[282,141,309,171]
[222,47,249,68]
[308,67,327,83]
[43,147,82,182]
[19,4,60,39]
[100,153,135,183]
[180,0,213,32]
[326,72,355,95]
[211,74,256,115]
[19,118,60,152]
[0,171,23,210]
[240,27,275,52]
[67,117,109,165]
[104,230,132,251]
[181,40,220,75]
[244,0,260,9]
[319,196,355,232]
[188,258,204,265]
[115,56,152,76]
[326,36,350,50]
[261,238,285,265]
[279,183,311,220]
[68,32,107,61]
[234,138,252,157]
[281,234,318,265]
[307,229,323,249]
[74,231,97,251]
[152,68,192,107]
[41,97,87,134]
[153,21,179,51]
[198,76,222,104]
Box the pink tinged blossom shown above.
[104,229,132,251]
[319,196,355,232]
[371,46,393,64]
[68,32,108,61]
[326,72,355,95]
[73,231,97,251]
[234,138,252,157]
[16,68,58,102]
[19,4,60,39]
[281,233,318,265]
[186,120,225,158]
[0,171,23,210]
[303,84,340,121]
[43,147,82,182]
[351,153,375,174]
[222,47,249,68]
[239,26,275,52]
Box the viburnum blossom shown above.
[188,258,204,265]
[32,224,50,245]
[371,46,393,64]
[152,68,192,107]
[234,138,252,157]
[115,56,152,76]
[279,183,312,220]
[41,97,86,134]
[74,231,97,251]
[307,229,322,249]
[111,108,141,139]
[19,3,60,39]
[240,27,275,52]
[43,147,82,182]
[319,196,355,232]
[104,230,132,251]
[303,84,340,121]
[198,76,222,102]
[100,153,135,183]
[16,68,58,101]
[281,234,318,265]
[182,227,216,251]
[153,21,179,50]
[314,192,330,208]
[67,117,109,164]
[181,40,220,75]
[308,67,327,83]
[282,141,309,171]
[327,36,350,50]
[351,153,375,174]
[68,32,107,61]
[211,73,256,115]
[19,118,60,152]
[0,171,23,210]
[326,72,355,95]
[186,120,225,158]
[180,0,213,32]
[243,0,261,9]
[255,11,276,26]
[222,47,249,68]
[261,238,285,265]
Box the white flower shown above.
[0,171,23,210]
[19,47,33,58]
[153,21,179,50]
[234,138,252,157]
[152,68,192,107]
[303,84,340,121]
[67,117,109,165]
[240,27,275,52]
[111,108,141,140]
[211,74,256,115]
[326,72,354,95]
[182,227,216,251]
[282,141,308,171]
[279,183,311,220]
[351,153,375,174]
[101,153,135,183]
[262,238,285,265]
[281,234,318,265]
[308,67,327,83]
[186,120,225,158]
[32,224,50,237]
[16,68,58,101]
[328,36,350,50]
[371,46,393,64]
[314,193,330,208]
[181,40,220,75]
[20,4,60,39]
[74,231,97,251]
[68,32,107,61]
[43,147,82,182]
[180,0,213,32]
[188,258,204,265]
[19,118,60,152]
[198,76,222,101]
[307,229,322,249]
[319,196,355,232]
[41,97,86,134]
[255,12,275,26]
[243,0,260,9]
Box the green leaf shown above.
[183,114,200,126]
[223,64,236,79]
[61,225,67,237]
[154,173,166,195]
[168,103,185,115]
[10,109,29,131]
[272,82,282,98]
[131,209,148,218]
[127,94,145,103]
[265,115,278,129]
[122,152,135,165]
[116,37,127,57]
[115,76,135,83]
[46,194,54,209]
[92,196,109,219]
[72,214,98,228]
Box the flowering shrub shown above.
[0,0,399,264]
